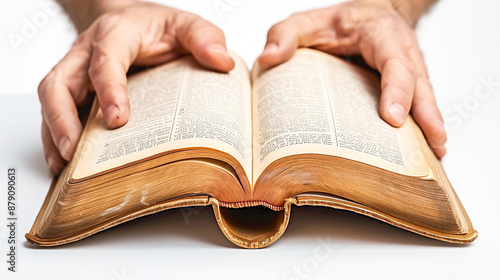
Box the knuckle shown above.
[88,52,111,78]
[335,9,358,29]
[382,57,417,84]
[186,12,202,23]
[268,22,290,38]
[168,11,184,29]
[406,63,418,81]
[96,83,117,101]
[273,11,310,31]
[93,14,123,41]
[45,110,64,128]
[418,76,433,90]
[395,57,417,78]
[417,69,429,80]
[173,10,199,24]
[288,11,316,27]
[38,71,59,99]
[391,83,413,100]
[189,20,223,44]
[72,32,89,48]
[170,11,203,39]
[289,11,308,20]
[338,19,356,34]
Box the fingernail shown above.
[209,44,231,59]
[58,136,70,159]
[387,103,406,125]
[263,43,278,55]
[104,104,120,124]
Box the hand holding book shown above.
[38,0,445,176]
[27,49,477,247]
[38,1,235,174]
[258,0,447,159]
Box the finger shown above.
[411,78,447,158]
[362,26,418,128]
[38,36,91,161]
[42,121,66,175]
[408,47,447,158]
[88,16,134,129]
[258,24,299,68]
[175,15,235,72]
[378,55,417,127]
[39,78,84,161]
[258,12,322,68]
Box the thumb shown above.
[258,11,329,68]
[176,16,235,72]
[257,22,300,69]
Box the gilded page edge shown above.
[294,194,478,244]
[25,195,211,246]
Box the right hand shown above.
[38,2,235,175]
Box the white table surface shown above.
[1,0,499,279]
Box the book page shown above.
[252,49,430,183]
[73,54,252,180]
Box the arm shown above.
[258,0,446,159]
[392,0,437,27]
[56,0,137,33]
[40,0,235,174]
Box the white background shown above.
[1,0,499,279]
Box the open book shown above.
[26,49,477,248]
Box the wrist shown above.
[356,0,433,27]
[388,0,418,27]
[88,0,139,19]
[59,0,139,33]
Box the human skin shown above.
[258,0,445,157]
[39,0,444,175]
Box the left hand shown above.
[258,0,447,158]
